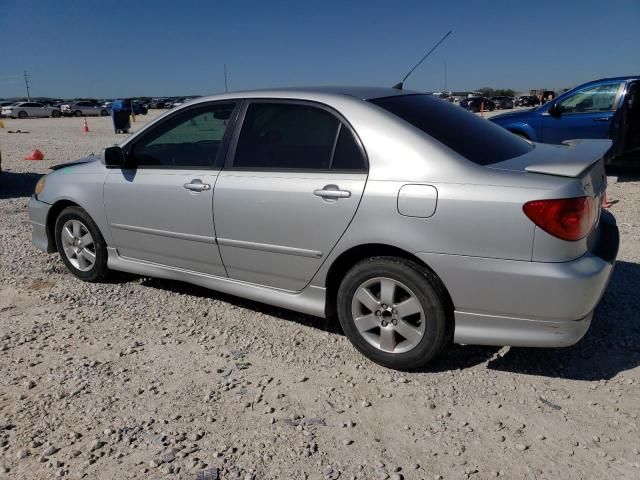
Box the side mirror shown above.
[104,146,127,168]
[548,103,562,118]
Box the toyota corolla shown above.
[28,87,619,370]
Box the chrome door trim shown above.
[216,237,323,258]
[111,223,217,244]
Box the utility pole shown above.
[444,61,447,92]
[24,71,31,101]
[224,64,228,93]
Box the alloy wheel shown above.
[60,219,96,272]
[351,277,426,354]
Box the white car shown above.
[2,102,61,119]
[60,101,110,117]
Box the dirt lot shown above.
[1,112,639,480]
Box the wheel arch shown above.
[45,199,82,253]
[323,243,455,323]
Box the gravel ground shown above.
[1,113,639,480]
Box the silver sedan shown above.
[28,87,619,370]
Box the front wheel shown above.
[52,110,61,118]
[54,206,108,282]
[74,110,83,117]
[337,257,450,370]
[100,109,109,116]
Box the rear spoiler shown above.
[524,139,612,178]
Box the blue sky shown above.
[1,0,638,98]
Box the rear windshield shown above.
[369,94,533,165]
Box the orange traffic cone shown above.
[0,119,4,129]
[24,149,45,161]
[480,101,484,117]
[83,117,89,133]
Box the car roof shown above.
[192,86,418,103]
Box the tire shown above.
[54,206,108,282]
[52,110,61,118]
[336,256,450,370]
[100,109,109,116]
[469,104,479,113]
[74,110,83,117]
[18,111,27,119]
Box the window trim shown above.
[125,100,243,170]
[555,81,625,116]
[223,98,369,173]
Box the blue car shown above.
[491,76,639,165]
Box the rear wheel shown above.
[74,110,83,117]
[51,110,61,118]
[18,111,27,119]
[337,257,450,370]
[100,109,109,116]
[54,206,108,282]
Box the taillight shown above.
[523,196,598,241]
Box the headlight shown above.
[34,175,47,195]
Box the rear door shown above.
[542,81,625,143]
[213,100,368,291]
[104,101,239,275]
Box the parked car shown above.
[61,101,110,117]
[2,101,61,118]
[132,102,148,115]
[459,96,495,112]
[491,76,639,166]
[515,96,540,107]
[28,87,618,370]
[149,98,169,109]
[0,101,16,116]
[490,96,514,109]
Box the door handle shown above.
[313,185,351,199]
[183,179,211,192]
[594,117,610,122]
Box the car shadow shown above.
[486,260,640,380]
[125,260,639,378]
[137,276,342,334]
[0,171,42,199]
[137,275,500,370]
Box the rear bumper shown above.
[417,216,619,348]
[28,196,53,253]
[453,311,593,347]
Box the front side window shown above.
[557,82,624,114]
[232,102,366,171]
[131,102,236,168]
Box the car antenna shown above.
[393,30,453,90]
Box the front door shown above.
[214,101,368,291]
[104,101,238,276]
[541,81,625,143]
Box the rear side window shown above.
[370,94,533,165]
[232,102,366,171]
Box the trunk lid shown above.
[489,139,610,196]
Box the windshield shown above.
[369,94,533,165]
